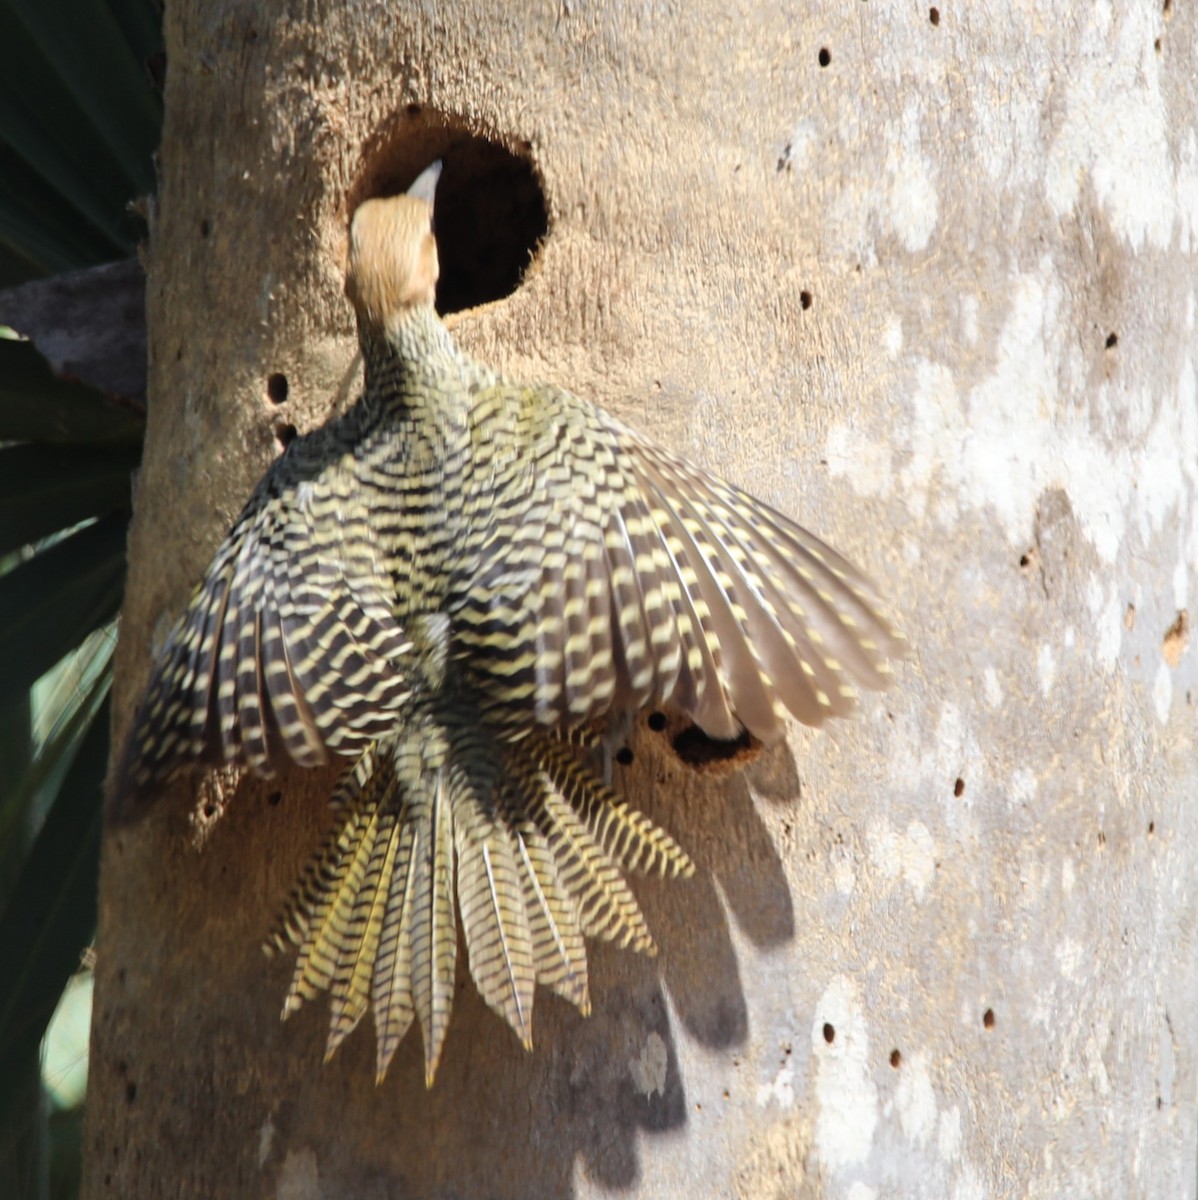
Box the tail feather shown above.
[265,706,690,1083]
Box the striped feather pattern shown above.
[451,382,905,744]
[266,704,692,1084]
[121,188,904,1084]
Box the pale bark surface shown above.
[87,2,1198,1197]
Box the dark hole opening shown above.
[818,47,831,67]
[823,1022,835,1043]
[350,113,549,316]
[615,746,634,766]
[266,373,289,404]
[672,724,758,770]
[647,711,668,732]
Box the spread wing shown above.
[452,385,906,742]
[118,445,413,805]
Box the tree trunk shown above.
[86,2,1198,1196]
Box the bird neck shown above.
[358,305,470,408]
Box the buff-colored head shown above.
[346,162,442,331]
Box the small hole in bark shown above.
[199,218,210,238]
[983,1008,995,1030]
[1019,552,1031,568]
[1155,37,1162,52]
[615,746,634,766]
[647,711,668,732]
[929,6,940,24]
[800,290,813,310]
[275,423,298,451]
[266,373,289,404]
[953,777,965,797]
[125,1081,137,1104]
[890,1049,902,1068]
[1105,331,1118,349]
[350,113,549,316]
[823,1022,835,1043]
[818,47,831,67]
[268,791,282,807]
[1148,820,1155,834]
[202,802,217,819]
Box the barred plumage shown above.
[118,161,905,1083]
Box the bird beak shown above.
[407,160,443,209]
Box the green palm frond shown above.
[0,0,161,1192]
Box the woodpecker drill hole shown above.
[1105,331,1118,349]
[983,1008,995,1030]
[929,6,940,24]
[800,290,813,310]
[647,710,668,732]
[275,422,298,451]
[953,776,965,797]
[890,1049,902,1068]
[615,746,634,766]
[823,1022,835,1044]
[818,47,831,67]
[267,373,289,404]
[671,724,760,772]
[350,114,548,316]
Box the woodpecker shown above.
[119,161,905,1085]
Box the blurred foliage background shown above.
[0,1,162,1195]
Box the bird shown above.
[117,160,906,1086]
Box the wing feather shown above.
[117,450,414,808]
[450,386,903,744]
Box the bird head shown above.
[345,161,442,334]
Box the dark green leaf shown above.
[0,83,133,257]
[0,236,41,289]
[0,643,111,908]
[0,339,145,444]
[0,516,126,711]
[4,0,160,192]
[0,444,139,557]
[0,693,107,1123]
[108,0,164,69]
[0,144,121,275]
[48,1098,84,1200]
